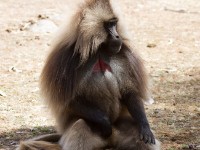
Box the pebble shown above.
[0,90,7,97]
[147,43,157,48]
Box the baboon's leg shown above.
[59,119,107,150]
[111,117,161,150]
[16,133,61,150]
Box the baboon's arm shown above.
[123,92,155,144]
[69,97,112,138]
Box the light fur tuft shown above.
[51,0,129,63]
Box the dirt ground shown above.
[0,0,199,149]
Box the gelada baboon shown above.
[17,0,160,149]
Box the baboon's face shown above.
[76,0,122,59]
[102,18,122,54]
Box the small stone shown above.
[10,141,18,145]
[0,90,7,97]
[5,29,12,33]
[38,14,49,19]
[35,36,40,40]
[168,39,174,45]
[144,98,154,105]
[147,43,157,48]
[9,66,22,73]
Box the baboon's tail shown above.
[16,133,61,150]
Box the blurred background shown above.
[0,0,199,149]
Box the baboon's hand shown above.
[139,125,155,144]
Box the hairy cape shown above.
[40,0,150,112]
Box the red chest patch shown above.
[93,59,112,73]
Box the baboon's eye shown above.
[105,18,118,28]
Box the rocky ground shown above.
[0,0,199,149]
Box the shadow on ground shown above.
[0,126,56,150]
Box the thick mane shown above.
[40,0,136,106]
[123,45,150,101]
[40,43,81,105]
[50,0,129,63]
[75,0,116,62]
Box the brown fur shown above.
[41,0,150,132]
[17,0,160,149]
[17,141,61,150]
